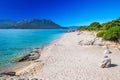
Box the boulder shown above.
[13,54,31,62]
[99,57,111,68]
[28,53,40,60]
[13,51,40,62]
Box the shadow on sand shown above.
[110,64,118,67]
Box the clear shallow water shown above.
[0,29,66,72]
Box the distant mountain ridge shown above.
[0,20,17,29]
[0,19,66,29]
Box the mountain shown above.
[10,19,66,29]
[0,20,17,29]
[0,19,67,29]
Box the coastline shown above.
[0,29,65,73]
[1,31,120,80]
[11,32,66,75]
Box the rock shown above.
[0,73,3,77]
[13,53,40,62]
[80,40,94,45]
[28,53,40,60]
[100,63,106,68]
[94,38,105,46]
[30,49,39,53]
[99,56,111,68]
[13,54,31,62]
[13,48,41,62]
[84,41,91,45]
[103,46,112,55]
[104,49,112,54]
[0,72,16,76]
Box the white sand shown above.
[3,31,120,80]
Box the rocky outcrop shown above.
[13,48,40,62]
[13,54,31,62]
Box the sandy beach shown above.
[1,31,120,80]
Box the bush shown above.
[118,38,120,43]
[103,26,120,42]
[102,18,120,30]
[97,30,106,37]
[102,23,112,30]
[77,26,87,31]
[87,22,102,31]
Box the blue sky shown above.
[0,0,120,26]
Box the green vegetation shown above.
[87,22,102,31]
[78,18,120,43]
[77,22,101,31]
[102,18,120,30]
[77,26,87,31]
[96,30,106,37]
[103,26,120,41]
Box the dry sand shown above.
[2,31,120,80]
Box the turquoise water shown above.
[0,29,66,72]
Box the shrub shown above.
[118,38,120,43]
[97,30,106,38]
[102,18,120,30]
[102,22,112,30]
[103,26,120,42]
[77,26,87,31]
[87,22,102,31]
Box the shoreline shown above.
[0,31,65,73]
[1,31,120,80]
[10,33,66,78]
[7,32,66,75]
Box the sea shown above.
[0,29,67,72]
